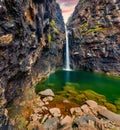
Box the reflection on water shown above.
[65,71,70,83]
[35,70,120,112]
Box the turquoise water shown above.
[36,70,120,104]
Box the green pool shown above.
[36,70,120,112]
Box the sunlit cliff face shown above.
[57,0,79,23]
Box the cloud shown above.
[62,9,73,13]
[57,0,79,23]
[57,0,78,7]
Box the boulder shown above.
[43,117,59,130]
[98,107,120,126]
[39,89,55,97]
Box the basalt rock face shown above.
[68,0,120,74]
[0,0,64,128]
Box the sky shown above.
[57,0,79,23]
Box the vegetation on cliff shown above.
[68,0,120,75]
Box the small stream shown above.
[36,70,120,113]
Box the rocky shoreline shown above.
[8,88,120,130]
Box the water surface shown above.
[36,70,120,112]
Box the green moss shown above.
[50,20,56,27]
[115,98,120,111]
[47,32,52,43]
[82,90,107,104]
[86,27,102,33]
[78,22,88,30]
[54,87,120,112]
[104,102,117,112]
[50,19,59,34]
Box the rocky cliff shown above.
[68,0,120,75]
[0,0,64,129]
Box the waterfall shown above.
[65,25,71,70]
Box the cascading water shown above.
[65,25,71,70]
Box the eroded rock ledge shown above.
[0,0,64,129]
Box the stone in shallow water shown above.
[39,89,55,97]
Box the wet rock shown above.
[49,108,61,117]
[39,89,55,97]
[43,117,59,130]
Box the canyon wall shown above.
[68,0,120,75]
[0,0,64,128]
